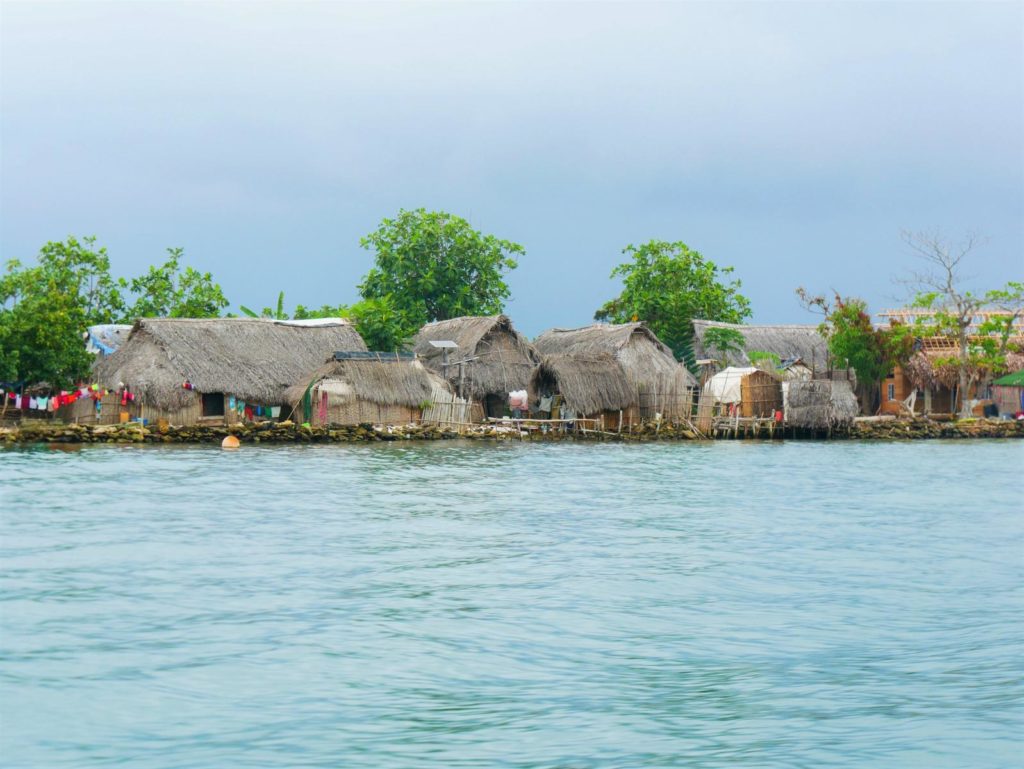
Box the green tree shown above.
[240,291,289,320]
[294,297,416,351]
[234,291,414,350]
[358,208,522,328]
[120,248,228,320]
[595,240,751,362]
[0,236,123,386]
[797,289,914,407]
[701,326,746,365]
[901,230,1023,416]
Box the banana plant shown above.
[240,291,288,320]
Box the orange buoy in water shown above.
[221,435,240,450]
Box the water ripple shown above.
[1,440,1021,768]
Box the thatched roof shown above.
[284,355,446,409]
[785,380,859,430]
[529,354,635,414]
[94,318,367,409]
[412,315,538,399]
[534,323,697,389]
[692,319,830,370]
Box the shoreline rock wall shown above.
[1,418,1021,446]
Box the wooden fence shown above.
[421,392,473,427]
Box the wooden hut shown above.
[533,323,695,420]
[876,309,1024,416]
[704,366,782,417]
[775,357,814,381]
[740,369,783,417]
[528,354,638,429]
[87,318,367,426]
[412,314,538,421]
[991,370,1024,417]
[784,380,859,431]
[284,351,464,426]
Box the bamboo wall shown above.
[637,384,694,422]
[740,371,782,418]
[309,393,423,426]
[56,393,244,427]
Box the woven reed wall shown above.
[740,371,782,417]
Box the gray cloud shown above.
[2,1,1021,335]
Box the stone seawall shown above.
[847,417,1024,440]
[1,418,1021,446]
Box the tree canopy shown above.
[358,208,522,329]
[594,240,751,362]
[900,230,1023,416]
[120,248,228,320]
[1,237,123,386]
[1,237,230,388]
[797,290,914,389]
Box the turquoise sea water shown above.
[1,440,1021,768]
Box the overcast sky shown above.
[2,1,1021,336]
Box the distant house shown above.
[776,357,814,381]
[877,309,1024,416]
[534,323,695,421]
[528,354,639,429]
[692,319,831,371]
[991,370,1024,417]
[83,317,367,425]
[785,380,859,432]
[412,315,538,420]
[285,351,462,426]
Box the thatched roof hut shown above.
[529,354,636,418]
[692,319,830,371]
[284,352,457,426]
[94,317,367,415]
[412,315,538,415]
[534,322,695,419]
[784,380,859,431]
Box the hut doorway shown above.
[483,393,506,419]
[201,392,225,417]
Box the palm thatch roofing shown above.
[529,354,636,415]
[692,319,830,370]
[412,314,538,400]
[94,317,367,410]
[785,380,859,430]
[534,323,697,388]
[283,354,446,409]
